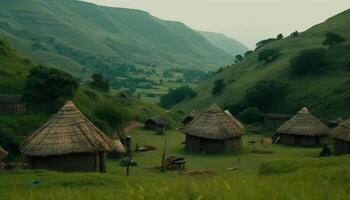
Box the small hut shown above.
[108,134,126,158]
[182,104,245,153]
[0,146,8,161]
[0,94,26,114]
[21,101,113,173]
[145,116,168,131]
[331,118,350,155]
[276,107,330,147]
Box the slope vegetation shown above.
[176,9,350,119]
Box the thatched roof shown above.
[110,135,126,154]
[22,101,113,157]
[331,118,350,142]
[0,146,8,160]
[146,116,168,126]
[277,107,330,136]
[182,104,245,139]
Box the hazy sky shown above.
[83,0,350,48]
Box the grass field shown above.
[1,128,350,199]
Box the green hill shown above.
[200,31,249,56]
[175,9,350,119]
[0,0,233,78]
[0,39,182,156]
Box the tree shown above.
[290,31,299,37]
[90,73,109,91]
[290,48,328,75]
[212,79,225,96]
[25,65,78,102]
[277,33,284,40]
[235,54,243,63]
[258,49,281,63]
[244,50,253,57]
[238,107,263,124]
[256,38,276,49]
[159,86,197,109]
[323,32,345,47]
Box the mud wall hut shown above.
[182,105,245,153]
[0,94,26,114]
[331,118,350,155]
[21,101,113,173]
[145,116,168,131]
[276,107,330,147]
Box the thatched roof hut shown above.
[21,101,113,172]
[0,146,8,161]
[108,134,126,158]
[276,107,330,147]
[0,94,26,114]
[331,118,350,155]
[145,116,168,131]
[182,104,245,153]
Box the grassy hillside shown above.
[0,0,233,77]
[200,31,249,56]
[1,131,350,199]
[176,9,350,119]
[0,39,182,157]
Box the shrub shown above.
[258,49,281,64]
[90,73,109,92]
[277,33,283,40]
[238,107,263,124]
[25,65,78,102]
[323,32,345,47]
[290,31,299,37]
[256,38,276,49]
[290,48,327,75]
[94,103,130,133]
[159,86,196,109]
[244,50,253,57]
[235,55,243,63]
[212,79,225,96]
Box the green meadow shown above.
[1,129,350,199]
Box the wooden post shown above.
[125,136,131,176]
[160,138,167,172]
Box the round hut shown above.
[108,134,126,158]
[21,101,113,173]
[182,105,245,153]
[331,118,350,155]
[276,107,330,147]
[0,146,8,161]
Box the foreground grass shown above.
[1,130,350,199]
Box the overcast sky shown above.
[83,0,350,48]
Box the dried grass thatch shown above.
[21,101,113,157]
[0,146,8,160]
[110,135,126,154]
[182,104,245,139]
[277,107,330,136]
[331,118,350,142]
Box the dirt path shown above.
[123,121,144,134]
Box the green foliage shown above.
[159,86,197,109]
[24,66,78,102]
[256,38,276,49]
[244,50,253,57]
[238,107,263,124]
[259,160,300,175]
[290,48,328,75]
[235,54,243,63]
[243,80,288,111]
[94,104,130,133]
[90,73,109,92]
[258,49,281,63]
[212,79,225,96]
[323,32,346,47]
[290,31,299,37]
[277,33,284,40]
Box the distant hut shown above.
[181,112,196,127]
[145,116,168,132]
[108,134,126,158]
[331,118,350,155]
[263,113,292,129]
[276,107,330,147]
[182,104,245,153]
[21,101,113,173]
[328,117,344,128]
[0,94,26,114]
[0,146,8,161]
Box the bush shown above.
[256,38,276,49]
[290,48,327,75]
[90,73,109,92]
[25,65,78,102]
[238,107,263,124]
[159,86,197,109]
[244,80,288,110]
[212,79,225,96]
[94,103,130,134]
[258,49,281,64]
[323,32,345,47]
[244,50,253,57]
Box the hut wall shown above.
[204,139,225,153]
[333,139,350,155]
[279,134,327,147]
[0,102,26,114]
[145,122,158,131]
[279,135,295,145]
[224,137,241,152]
[185,135,201,152]
[27,153,104,172]
[298,136,317,147]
